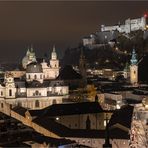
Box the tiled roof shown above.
[57,65,82,80]
[109,105,134,129]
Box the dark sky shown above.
[0,1,147,63]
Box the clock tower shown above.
[130,48,138,85]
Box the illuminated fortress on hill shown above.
[101,14,148,33]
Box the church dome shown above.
[26,62,43,73]
[22,56,29,69]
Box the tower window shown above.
[9,89,12,96]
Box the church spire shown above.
[30,44,34,52]
[26,47,30,56]
[130,48,138,65]
[51,45,57,60]
[79,48,87,87]
[53,45,56,52]
[130,48,138,85]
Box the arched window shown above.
[35,90,39,96]
[35,100,39,108]
[52,99,57,104]
[86,116,91,130]
[40,74,42,79]
[28,74,31,79]
[9,89,12,96]
[34,74,37,79]
[1,91,3,96]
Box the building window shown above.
[52,99,57,104]
[40,74,42,79]
[35,90,39,96]
[35,100,39,108]
[1,103,3,108]
[34,74,37,79]
[9,89,12,96]
[28,75,31,79]
[86,116,91,129]
[1,91,3,96]
[18,102,21,107]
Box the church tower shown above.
[50,46,59,68]
[22,46,36,69]
[130,48,138,85]
[49,46,60,78]
[79,48,87,87]
[5,72,16,98]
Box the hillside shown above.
[62,30,148,71]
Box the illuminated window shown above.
[104,120,107,127]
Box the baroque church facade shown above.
[0,46,69,110]
[22,45,59,80]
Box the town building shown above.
[0,101,133,148]
[22,46,60,80]
[0,46,68,110]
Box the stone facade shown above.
[0,72,69,110]
[101,15,147,34]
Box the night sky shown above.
[0,1,147,63]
